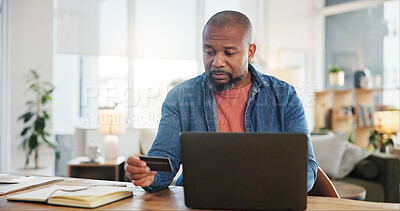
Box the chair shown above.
[308,167,340,198]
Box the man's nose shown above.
[212,53,226,68]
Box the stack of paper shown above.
[0,176,62,195]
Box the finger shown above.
[126,155,147,167]
[140,176,155,187]
[125,172,132,180]
[133,177,148,187]
[134,175,155,187]
[130,173,152,180]
[128,171,156,181]
[125,172,154,181]
[125,165,151,174]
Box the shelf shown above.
[333,115,354,120]
[314,88,376,148]
[354,88,383,92]
[321,88,384,92]
[356,126,374,129]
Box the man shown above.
[125,10,318,192]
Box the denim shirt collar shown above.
[201,63,268,132]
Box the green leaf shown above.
[43,111,49,119]
[20,137,29,150]
[18,112,34,123]
[29,83,36,90]
[24,113,34,123]
[372,142,378,150]
[30,70,39,79]
[45,89,54,96]
[385,138,394,146]
[329,64,344,73]
[25,157,30,166]
[43,138,56,150]
[34,118,45,132]
[18,112,30,120]
[41,134,57,152]
[21,126,31,136]
[368,134,377,146]
[25,100,34,105]
[55,150,61,160]
[41,96,47,104]
[28,134,38,149]
[26,146,35,166]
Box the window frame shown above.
[314,0,398,92]
[0,0,11,172]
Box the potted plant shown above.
[369,110,399,153]
[328,64,344,86]
[369,130,394,153]
[18,69,59,169]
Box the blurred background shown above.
[0,0,398,181]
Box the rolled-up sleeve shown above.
[283,86,318,192]
[143,89,182,193]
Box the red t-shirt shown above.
[215,83,252,132]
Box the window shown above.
[382,1,399,108]
[130,0,199,128]
[53,0,264,133]
[0,0,3,167]
[325,0,399,108]
[52,0,262,177]
[54,0,129,133]
[53,0,199,131]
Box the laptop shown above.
[180,132,308,210]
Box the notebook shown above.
[180,132,308,210]
[7,185,133,208]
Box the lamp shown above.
[98,108,126,161]
[374,111,399,134]
[370,111,400,152]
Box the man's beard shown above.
[206,70,246,92]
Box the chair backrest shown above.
[308,167,340,198]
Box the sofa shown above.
[311,133,400,203]
[335,152,400,202]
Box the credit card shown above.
[139,156,173,172]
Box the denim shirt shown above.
[144,64,318,192]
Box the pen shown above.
[92,184,128,187]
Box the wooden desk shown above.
[1,178,399,210]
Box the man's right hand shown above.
[125,155,157,187]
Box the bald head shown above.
[203,10,253,45]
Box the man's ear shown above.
[248,43,256,63]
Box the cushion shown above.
[336,143,371,179]
[311,133,348,179]
[352,159,379,180]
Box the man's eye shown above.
[225,52,236,56]
[204,50,214,55]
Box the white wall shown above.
[10,0,55,174]
[262,0,317,130]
